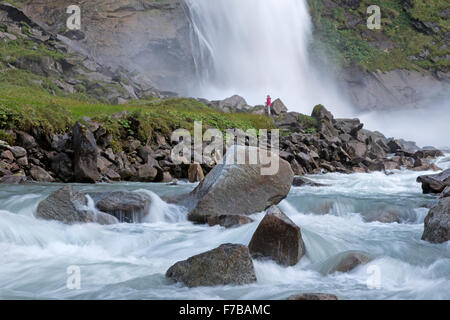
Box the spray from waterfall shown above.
[185,0,352,116]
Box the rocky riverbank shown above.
[0,98,444,185]
[417,168,450,243]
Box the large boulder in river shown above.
[185,146,294,223]
[72,122,99,183]
[36,186,117,225]
[249,206,305,266]
[86,191,152,223]
[422,197,450,244]
[166,243,257,288]
[292,176,328,187]
[417,169,450,194]
[320,251,372,274]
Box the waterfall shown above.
[185,0,351,115]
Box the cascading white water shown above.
[0,155,449,299]
[186,0,351,115]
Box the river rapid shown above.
[0,155,449,300]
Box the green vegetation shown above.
[0,15,275,153]
[307,0,449,72]
[0,71,275,150]
[297,114,318,134]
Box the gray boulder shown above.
[36,186,117,225]
[271,98,288,116]
[29,165,54,182]
[292,176,328,187]
[185,146,294,223]
[166,243,257,287]
[211,95,250,113]
[422,197,450,244]
[249,206,305,266]
[320,251,372,274]
[417,169,450,194]
[72,122,99,183]
[86,191,152,223]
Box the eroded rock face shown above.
[185,147,294,223]
[249,206,305,266]
[86,191,152,223]
[422,197,450,244]
[22,0,192,93]
[36,186,117,225]
[166,243,257,287]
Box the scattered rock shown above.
[292,176,328,187]
[8,146,26,158]
[417,169,450,194]
[287,293,339,300]
[136,164,158,182]
[72,122,99,183]
[29,165,54,182]
[35,186,117,225]
[185,146,294,223]
[87,191,152,223]
[271,98,288,116]
[366,210,401,224]
[207,215,254,228]
[166,243,257,287]
[422,197,450,244]
[0,174,26,184]
[1,150,14,162]
[188,163,204,183]
[320,251,372,274]
[249,206,305,266]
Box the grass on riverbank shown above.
[0,69,275,148]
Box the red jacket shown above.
[266,97,272,107]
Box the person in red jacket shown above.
[266,95,272,116]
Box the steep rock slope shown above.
[308,0,450,110]
[19,0,194,93]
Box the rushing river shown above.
[0,155,449,300]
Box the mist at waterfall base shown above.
[1,156,449,299]
[360,98,450,150]
[186,0,352,117]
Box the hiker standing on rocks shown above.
[266,95,272,116]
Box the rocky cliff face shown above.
[308,0,450,110]
[21,0,194,93]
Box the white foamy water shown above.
[0,156,449,299]
[185,0,351,116]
